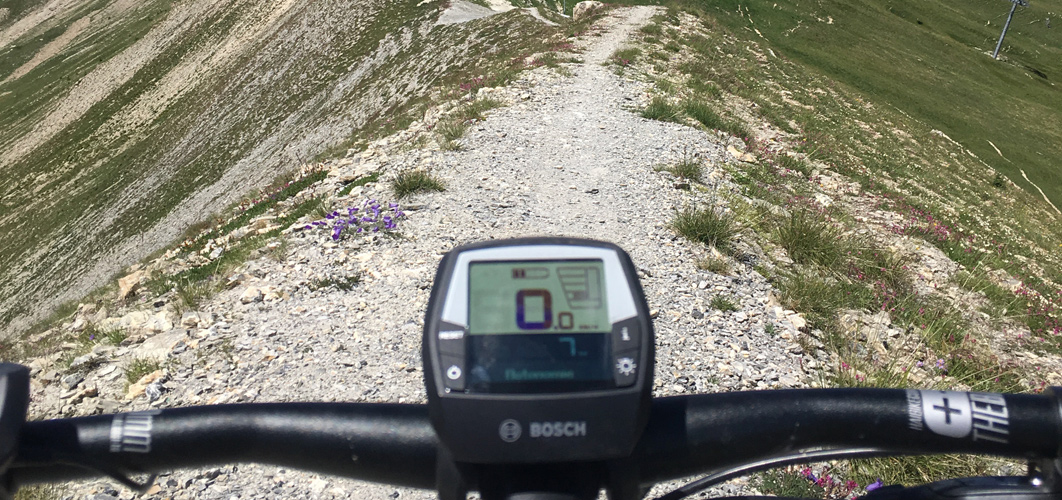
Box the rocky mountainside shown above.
[7,2,1062,499]
[15,6,822,498]
[0,0,554,336]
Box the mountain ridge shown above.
[0,0,557,336]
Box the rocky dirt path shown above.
[27,7,815,499]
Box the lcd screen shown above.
[467,260,612,393]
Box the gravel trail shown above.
[37,7,815,499]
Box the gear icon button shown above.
[616,357,636,376]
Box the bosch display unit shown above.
[423,237,654,464]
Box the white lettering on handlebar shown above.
[529,421,587,438]
[970,393,1009,444]
[109,410,160,453]
[906,390,924,431]
[908,390,1010,445]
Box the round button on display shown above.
[446,365,462,380]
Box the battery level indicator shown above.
[512,267,550,280]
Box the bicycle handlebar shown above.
[9,388,1062,492]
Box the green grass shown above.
[696,0,1062,208]
[697,255,730,274]
[125,358,162,384]
[659,156,703,182]
[0,1,566,334]
[640,23,664,36]
[183,169,328,255]
[953,270,1024,319]
[755,469,823,499]
[671,205,736,251]
[392,170,445,198]
[710,294,739,312]
[13,484,64,500]
[641,96,682,122]
[94,325,128,346]
[436,120,469,150]
[776,270,853,340]
[773,153,812,176]
[628,0,1060,486]
[336,172,381,198]
[174,278,218,315]
[611,47,641,66]
[850,455,1016,490]
[682,99,751,140]
[455,98,505,122]
[775,208,846,267]
[309,274,361,291]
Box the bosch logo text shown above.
[529,421,587,438]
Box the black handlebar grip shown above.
[10,403,438,490]
[1047,387,1062,460]
[9,390,1062,492]
[636,389,1062,484]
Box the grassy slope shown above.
[0,0,562,333]
[618,0,1062,487]
[700,0,1062,208]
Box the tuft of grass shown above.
[336,172,381,198]
[309,274,361,292]
[682,99,752,140]
[455,98,505,122]
[610,47,641,66]
[697,255,730,274]
[683,99,725,129]
[755,469,823,499]
[774,153,812,176]
[710,294,739,312]
[392,170,445,199]
[14,484,64,500]
[775,208,845,267]
[640,23,663,36]
[97,325,128,346]
[436,120,469,150]
[266,239,289,262]
[175,279,218,315]
[776,270,849,341]
[660,157,703,182]
[641,96,682,123]
[991,172,1007,190]
[672,206,736,251]
[144,271,173,297]
[952,270,1023,320]
[125,358,162,384]
[850,455,1016,491]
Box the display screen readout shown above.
[467,260,611,390]
[468,260,609,335]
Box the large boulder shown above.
[572,1,603,21]
[117,270,148,300]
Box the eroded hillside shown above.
[0,0,555,335]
